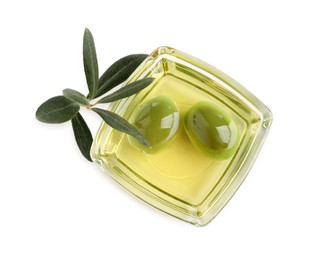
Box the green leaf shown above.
[36,96,80,124]
[92,108,150,146]
[97,78,154,104]
[95,54,148,98]
[63,88,90,106]
[83,28,98,99]
[71,112,93,162]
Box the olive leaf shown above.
[95,54,148,98]
[36,96,80,124]
[92,108,150,146]
[96,78,154,104]
[71,112,93,161]
[36,28,152,162]
[83,28,98,99]
[63,88,90,106]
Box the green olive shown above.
[184,102,239,160]
[128,96,180,153]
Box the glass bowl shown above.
[91,46,272,226]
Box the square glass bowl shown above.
[91,46,272,226]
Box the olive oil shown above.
[115,74,246,205]
[91,47,272,225]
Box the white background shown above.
[1,0,312,259]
